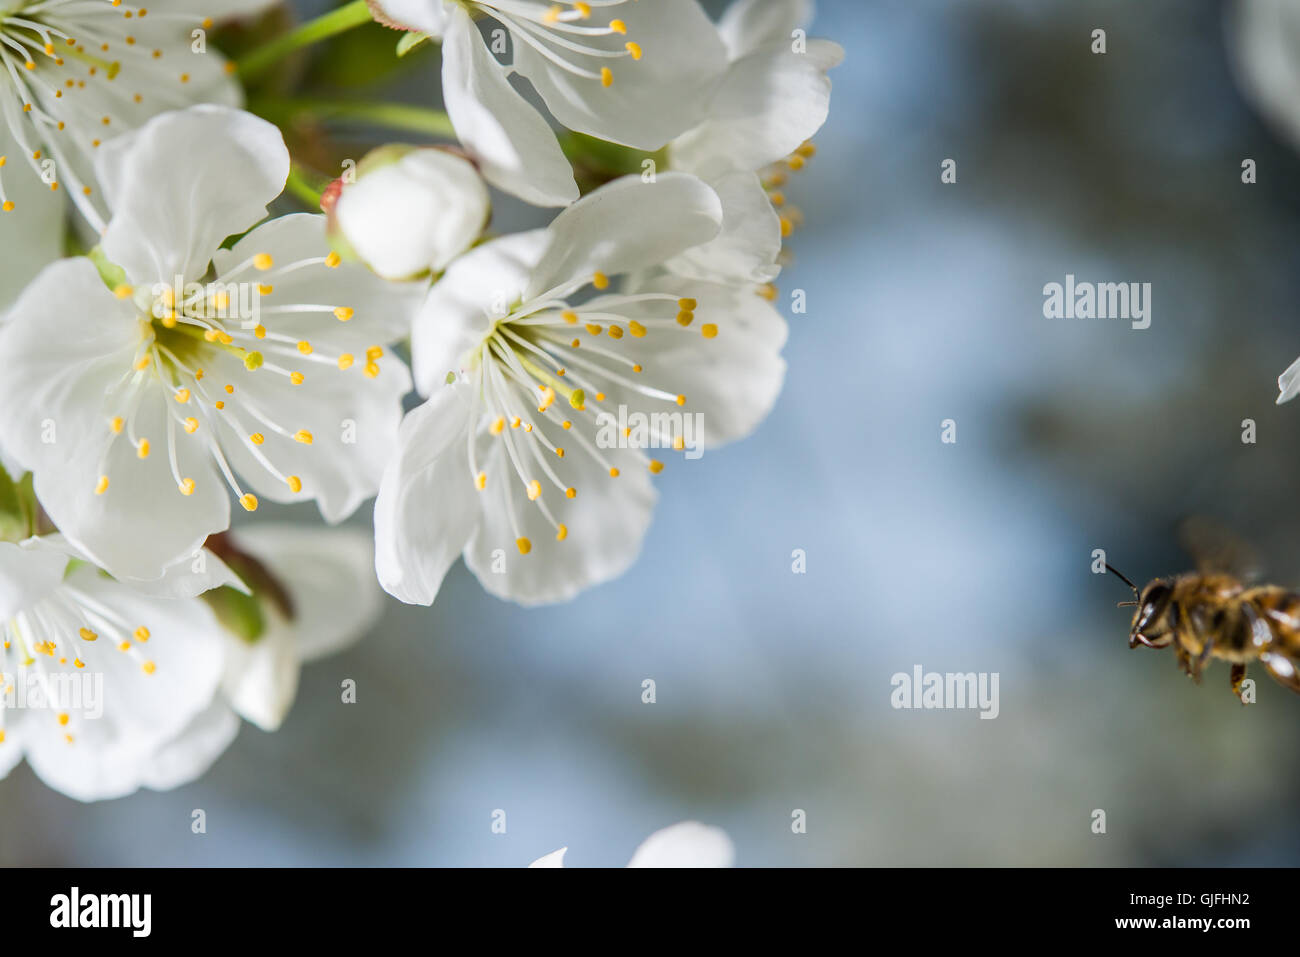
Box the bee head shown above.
[1106,564,1174,650]
[1130,581,1175,649]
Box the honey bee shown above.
[1106,523,1300,699]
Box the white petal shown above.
[511,0,728,149]
[333,147,490,279]
[626,821,735,867]
[411,229,551,395]
[374,384,480,605]
[97,106,289,283]
[368,0,451,34]
[1230,0,1300,152]
[669,39,842,179]
[525,173,722,299]
[219,623,300,731]
[137,699,241,792]
[1279,354,1300,404]
[592,276,788,447]
[228,523,383,662]
[717,0,815,58]
[0,539,67,619]
[529,847,568,868]
[441,6,578,207]
[664,171,782,284]
[463,432,657,606]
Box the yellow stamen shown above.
[240,493,258,512]
[516,537,532,555]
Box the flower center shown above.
[91,249,384,510]
[462,271,717,553]
[0,0,212,228]
[472,0,642,88]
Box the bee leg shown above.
[1261,652,1300,694]
[1230,663,1247,702]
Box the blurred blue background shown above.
[8,0,1300,866]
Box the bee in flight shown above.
[1105,525,1300,700]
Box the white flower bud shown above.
[331,146,490,280]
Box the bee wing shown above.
[1177,516,1263,582]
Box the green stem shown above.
[255,96,456,139]
[285,163,326,208]
[236,0,374,81]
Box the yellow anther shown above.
[701,324,718,338]
[110,416,124,434]
[183,417,199,433]
[290,371,305,385]
[80,627,97,641]
[225,384,235,394]
[609,18,627,34]
[253,253,273,270]
[556,524,568,541]
[490,417,506,436]
[511,416,521,429]
[249,432,265,445]
[562,420,572,430]
[475,471,487,491]
[325,251,341,268]
[544,5,561,24]
[649,460,664,474]
[569,389,586,410]
[240,493,258,512]
[797,142,817,158]
[366,345,383,360]
[257,284,273,298]
[215,401,225,410]
[364,362,380,378]
[608,325,624,339]
[254,324,267,339]
[609,467,620,478]
[780,216,793,238]
[677,311,693,326]
[74,658,84,668]
[585,323,603,336]
[244,352,264,370]
[565,487,577,498]
[556,447,566,458]
[297,340,313,354]
[787,154,806,171]
[136,438,150,459]
[675,394,686,406]
[334,306,354,321]
[595,392,606,402]
[673,436,685,451]
[628,321,647,337]
[338,353,354,370]
[770,191,786,207]
[294,430,313,444]
[571,338,581,348]
[632,364,642,373]
[135,627,150,642]
[287,475,302,493]
[113,283,133,299]
[178,477,195,496]
[624,41,642,59]
[135,356,151,370]
[57,713,69,726]
[574,1,591,16]
[174,388,190,403]
[527,480,542,501]
[141,660,156,675]
[562,310,578,324]
[758,283,778,301]
[592,271,609,289]
[516,537,532,555]
[1,202,12,212]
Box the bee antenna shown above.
[1105,562,1141,601]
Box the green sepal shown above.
[396,31,431,57]
[87,245,127,293]
[201,585,267,644]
